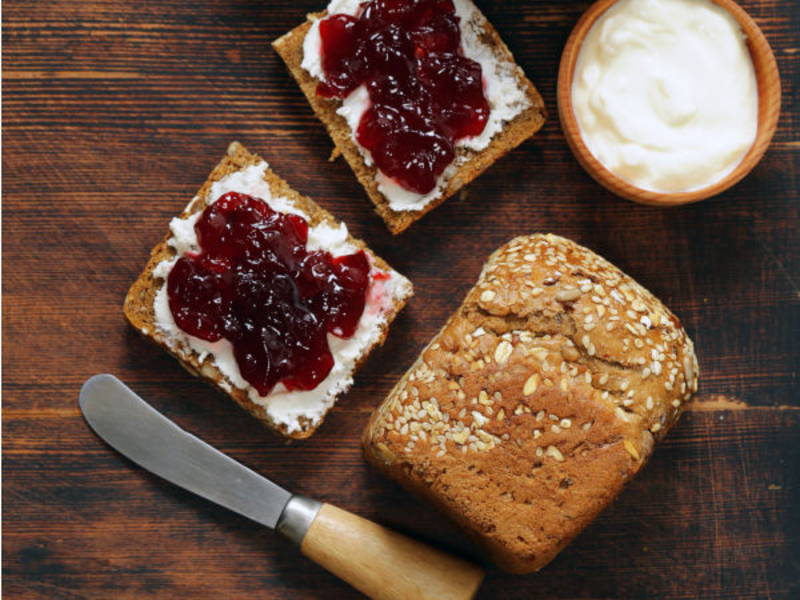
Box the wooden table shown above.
[4,1,798,597]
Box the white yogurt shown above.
[153,162,412,434]
[571,0,758,193]
[301,0,531,212]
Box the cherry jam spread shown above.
[317,0,489,194]
[167,192,371,396]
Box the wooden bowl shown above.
[557,0,781,206]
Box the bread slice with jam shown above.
[124,142,413,439]
[273,0,547,234]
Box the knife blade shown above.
[79,374,484,600]
[80,373,294,529]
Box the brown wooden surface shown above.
[3,0,798,598]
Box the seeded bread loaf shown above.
[362,234,699,573]
[272,1,546,234]
[124,141,413,439]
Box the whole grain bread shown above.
[272,3,547,234]
[362,234,699,572]
[124,141,413,439]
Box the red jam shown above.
[317,0,489,194]
[167,192,371,396]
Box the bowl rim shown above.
[557,0,782,207]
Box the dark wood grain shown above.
[3,0,798,598]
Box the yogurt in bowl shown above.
[558,0,781,205]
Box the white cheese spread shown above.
[153,162,412,434]
[571,0,758,193]
[301,0,531,212]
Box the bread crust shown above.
[362,234,698,572]
[272,4,547,234]
[124,141,413,439]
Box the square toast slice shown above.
[273,1,547,234]
[124,141,413,439]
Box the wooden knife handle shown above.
[300,503,484,600]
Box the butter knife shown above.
[79,374,484,600]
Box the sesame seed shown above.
[560,419,572,428]
[523,374,540,396]
[480,290,496,302]
[532,347,549,361]
[623,440,640,460]
[495,341,513,364]
[472,411,488,427]
[563,346,580,361]
[546,446,565,461]
[556,288,582,302]
[683,354,695,384]
[652,361,663,376]
[452,429,469,444]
